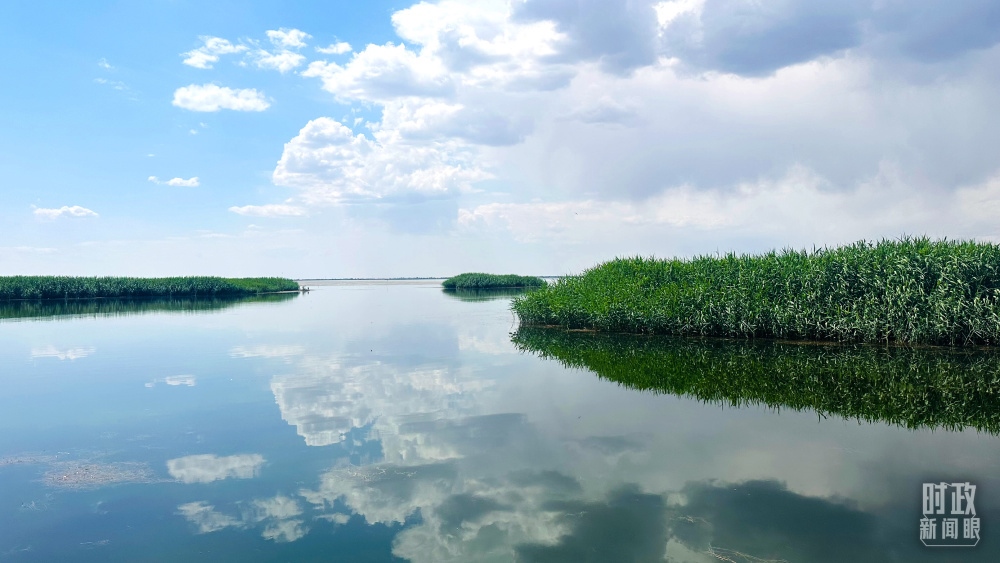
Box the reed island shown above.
[512,237,1000,346]
[0,276,300,300]
[443,273,547,290]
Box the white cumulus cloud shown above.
[148,176,200,187]
[302,43,454,103]
[182,36,248,69]
[172,84,270,112]
[228,204,307,217]
[272,117,489,204]
[266,28,311,49]
[252,49,306,73]
[33,206,98,219]
[316,41,352,55]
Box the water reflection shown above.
[166,454,266,483]
[441,288,534,302]
[6,282,1000,561]
[145,375,197,387]
[268,359,489,448]
[177,501,242,534]
[666,479,883,563]
[512,327,1000,433]
[29,345,95,360]
[0,293,297,322]
[230,293,1000,560]
[229,345,305,359]
[177,495,308,542]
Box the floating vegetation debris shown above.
[42,461,159,490]
[0,453,59,467]
[512,327,1000,433]
[0,450,163,490]
[330,465,417,483]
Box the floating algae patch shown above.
[42,461,160,490]
[0,453,60,467]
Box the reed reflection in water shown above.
[512,327,1000,433]
[0,293,298,322]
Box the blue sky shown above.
[4,0,1000,277]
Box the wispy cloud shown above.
[251,50,306,73]
[94,77,128,91]
[228,204,307,217]
[316,41,352,55]
[182,37,248,69]
[2,246,58,254]
[266,28,311,49]
[172,84,270,112]
[33,205,98,219]
[97,58,114,70]
[148,176,200,187]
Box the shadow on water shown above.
[511,327,1000,434]
[0,293,298,322]
[441,288,538,302]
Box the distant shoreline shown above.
[296,276,562,281]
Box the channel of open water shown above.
[1,280,998,561]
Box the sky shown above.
[3,0,1000,278]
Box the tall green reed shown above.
[443,273,546,289]
[0,276,299,300]
[513,237,1000,345]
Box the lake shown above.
[1,280,998,562]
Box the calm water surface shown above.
[1,281,999,562]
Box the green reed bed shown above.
[442,273,547,289]
[513,237,1000,346]
[512,328,1000,433]
[0,276,299,301]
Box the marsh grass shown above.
[0,276,299,301]
[512,327,1000,433]
[442,273,546,289]
[513,237,1000,346]
[0,293,297,322]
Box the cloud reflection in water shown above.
[167,453,266,484]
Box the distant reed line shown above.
[0,276,299,300]
[443,273,547,289]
